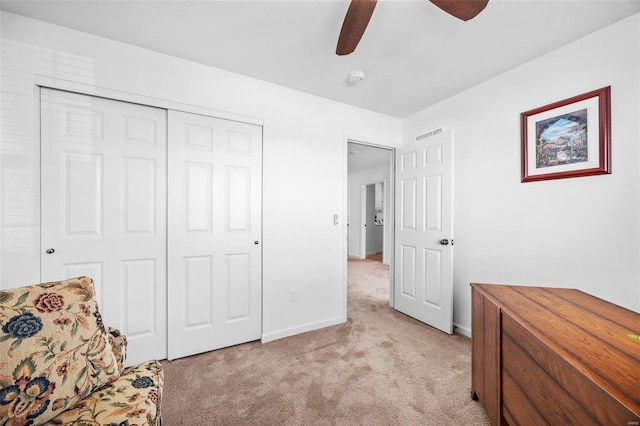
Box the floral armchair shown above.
[0,277,163,426]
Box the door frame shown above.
[343,136,397,316]
[359,180,387,261]
[359,184,368,259]
[33,75,263,127]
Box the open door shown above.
[394,129,453,334]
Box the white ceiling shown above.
[2,0,639,118]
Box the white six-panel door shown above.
[394,129,454,334]
[40,88,167,365]
[167,110,262,360]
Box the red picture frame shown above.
[521,86,611,182]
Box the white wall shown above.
[347,164,392,264]
[404,13,640,335]
[4,11,637,343]
[0,12,402,341]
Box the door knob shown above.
[46,248,55,254]
[254,241,259,245]
[439,239,449,246]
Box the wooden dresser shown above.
[471,283,640,425]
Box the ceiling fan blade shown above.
[429,0,489,21]
[336,0,378,56]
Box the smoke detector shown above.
[348,70,365,85]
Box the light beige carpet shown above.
[161,257,490,425]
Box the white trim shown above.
[387,152,395,307]
[344,132,397,149]
[359,183,367,259]
[261,315,344,343]
[32,74,263,126]
[454,323,471,338]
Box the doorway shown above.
[346,141,394,308]
[364,182,384,261]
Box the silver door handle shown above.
[46,248,55,254]
[439,239,449,246]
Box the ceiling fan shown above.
[336,0,489,55]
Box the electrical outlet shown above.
[289,289,297,303]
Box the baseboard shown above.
[261,315,345,343]
[454,323,471,338]
[262,318,470,341]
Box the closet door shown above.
[40,88,167,366]
[167,110,262,360]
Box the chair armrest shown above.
[47,360,163,426]
[107,326,128,375]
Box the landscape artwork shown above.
[521,86,610,182]
[535,108,588,169]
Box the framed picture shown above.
[521,86,611,182]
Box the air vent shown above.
[415,127,443,142]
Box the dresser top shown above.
[471,283,640,416]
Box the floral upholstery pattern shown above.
[0,277,163,426]
[46,360,163,426]
[107,328,127,377]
